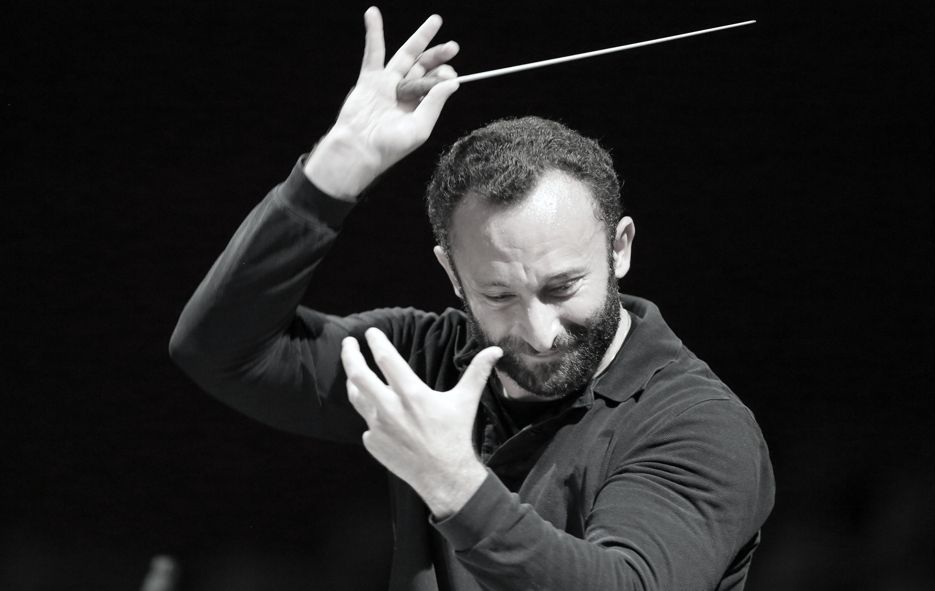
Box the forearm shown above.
[434,474,651,591]
[170,1,460,372]
[169,156,354,402]
[433,400,774,591]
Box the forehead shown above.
[449,170,607,280]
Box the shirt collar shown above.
[591,294,683,402]
[452,294,682,404]
[452,323,476,371]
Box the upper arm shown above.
[183,305,443,442]
[585,399,775,589]
[166,164,448,442]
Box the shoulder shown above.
[617,345,773,500]
[644,344,743,415]
[607,346,775,515]
[622,340,766,456]
[601,295,750,417]
[592,296,775,525]
[600,296,771,467]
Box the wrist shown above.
[419,460,488,520]
[303,127,383,200]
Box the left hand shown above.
[341,327,502,517]
[304,8,460,199]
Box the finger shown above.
[403,63,455,84]
[361,6,385,72]
[386,14,443,75]
[412,78,460,128]
[341,337,396,403]
[402,41,458,83]
[412,41,460,76]
[363,327,423,393]
[346,380,376,425]
[396,75,446,102]
[403,62,427,82]
[431,64,457,80]
[361,430,386,460]
[455,346,503,396]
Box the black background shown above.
[3,0,933,589]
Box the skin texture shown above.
[435,169,636,401]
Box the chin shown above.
[502,354,593,400]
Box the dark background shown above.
[4,0,933,589]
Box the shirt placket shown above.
[474,386,594,490]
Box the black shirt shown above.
[170,156,776,590]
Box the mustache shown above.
[494,323,589,356]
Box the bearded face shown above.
[436,169,633,402]
[463,270,621,400]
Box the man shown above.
[170,7,774,590]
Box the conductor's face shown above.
[435,170,635,400]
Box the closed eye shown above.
[545,277,582,299]
[484,293,515,303]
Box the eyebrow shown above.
[479,270,587,290]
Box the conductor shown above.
[170,7,775,590]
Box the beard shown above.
[462,275,621,401]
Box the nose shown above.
[520,299,563,353]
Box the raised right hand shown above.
[304,7,460,200]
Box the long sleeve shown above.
[168,156,445,442]
[433,398,774,591]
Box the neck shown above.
[497,304,631,401]
[594,303,631,376]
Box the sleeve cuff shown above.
[431,470,526,552]
[275,154,357,230]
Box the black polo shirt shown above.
[171,156,775,590]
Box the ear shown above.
[433,245,463,298]
[611,216,636,279]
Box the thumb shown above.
[455,346,502,398]
[413,78,459,129]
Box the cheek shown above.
[474,306,512,341]
[562,283,610,325]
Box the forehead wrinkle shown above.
[479,248,590,290]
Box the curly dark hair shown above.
[425,116,623,253]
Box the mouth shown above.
[521,350,563,363]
